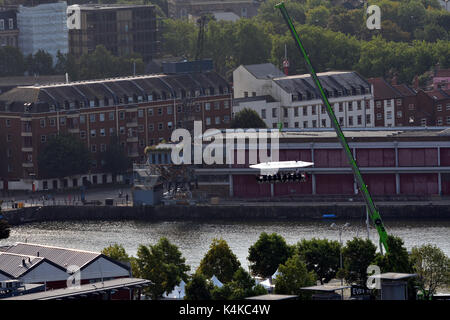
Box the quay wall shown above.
[2,203,450,226]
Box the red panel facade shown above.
[362,174,396,195]
[315,174,354,195]
[398,148,438,167]
[400,173,438,195]
[274,179,312,196]
[233,175,271,198]
[442,174,450,195]
[356,148,395,167]
[441,148,450,166]
[314,149,348,167]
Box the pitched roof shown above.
[425,89,450,100]
[243,63,285,79]
[1,243,101,270]
[392,84,416,97]
[435,69,450,78]
[367,77,402,100]
[0,252,45,278]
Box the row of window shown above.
[291,86,370,101]
[0,18,14,31]
[376,99,403,108]
[437,104,450,112]
[275,115,371,129]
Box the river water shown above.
[1,219,449,271]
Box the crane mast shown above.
[275,2,389,253]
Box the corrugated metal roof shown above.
[2,243,101,271]
[0,252,44,278]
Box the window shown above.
[272,108,277,117]
[386,100,391,107]
[91,144,97,152]
[339,103,343,112]
[80,131,86,139]
[339,117,344,126]
[408,104,414,110]
[294,107,299,117]
[147,108,153,116]
[421,118,427,126]
[119,112,125,120]
[214,102,220,110]
[348,116,353,126]
[100,144,106,152]
[357,101,362,110]
[215,116,221,125]
[120,127,125,135]
[303,107,308,116]
[6,134,11,142]
[311,106,316,115]
[167,122,173,129]
[397,111,403,118]
[60,117,66,126]
[49,118,56,126]
[366,114,371,124]
[321,119,326,127]
[158,122,163,131]
[139,140,145,147]
[376,113,382,120]
[272,123,278,128]
[357,115,362,125]
[100,128,105,136]
[312,120,317,128]
[284,108,288,117]
[348,103,353,112]
[41,135,46,143]
[284,122,288,128]
[447,104,450,111]
[99,113,105,122]
[157,107,162,116]
[206,117,211,125]
[437,118,443,126]
[90,114,96,123]
[396,99,402,106]
[261,109,266,119]
[376,101,381,108]
[303,121,308,128]
[321,105,326,114]
[365,101,370,109]
[109,128,115,136]
[447,116,450,124]
[0,20,4,31]
[90,129,96,137]
[40,119,46,128]
[8,18,13,30]
[223,115,230,123]
[138,109,144,118]
[80,115,85,124]
[149,123,154,131]
[205,103,211,111]
[109,112,114,121]
[138,125,144,132]
[294,122,299,128]
[224,101,229,109]
[177,105,182,113]
[386,111,392,120]
[167,106,173,115]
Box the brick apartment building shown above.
[0,8,19,48]
[168,0,260,20]
[67,4,159,62]
[0,70,231,190]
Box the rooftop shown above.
[367,77,402,100]
[233,95,277,104]
[242,63,285,80]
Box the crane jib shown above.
[275,2,389,253]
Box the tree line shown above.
[102,232,450,300]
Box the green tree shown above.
[101,136,131,182]
[342,237,377,286]
[234,19,272,66]
[273,254,316,298]
[231,108,267,129]
[374,235,413,274]
[27,50,54,76]
[161,18,197,59]
[197,238,241,283]
[248,232,293,278]
[0,46,25,76]
[185,273,213,300]
[410,244,450,299]
[0,201,11,240]
[101,243,139,277]
[297,238,341,284]
[397,0,427,33]
[218,267,268,300]
[306,5,330,28]
[37,134,91,179]
[136,237,190,300]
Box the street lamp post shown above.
[331,222,350,300]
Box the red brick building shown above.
[0,71,231,190]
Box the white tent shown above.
[163,280,186,299]
[211,275,223,288]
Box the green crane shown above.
[275,2,389,253]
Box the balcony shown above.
[22,162,34,168]
[21,147,33,152]
[128,151,140,157]
[126,119,138,127]
[21,132,32,137]
[126,136,138,143]
[68,128,80,134]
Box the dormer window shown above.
[148,94,153,101]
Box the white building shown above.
[233,64,375,129]
[17,1,68,63]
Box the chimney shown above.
[37,251,39,257]
[22,259,26,267]
[391,75,398,85]
[413,75,419,90]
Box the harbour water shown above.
[1,219,449,271]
